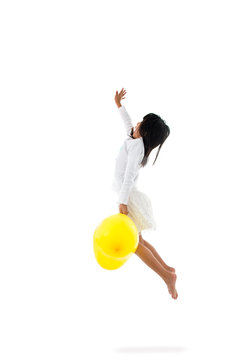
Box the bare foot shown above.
[165,273,178,299]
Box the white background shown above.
[1,0,239,359]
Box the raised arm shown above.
[114,88,133,136]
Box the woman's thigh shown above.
[139,232,144,244]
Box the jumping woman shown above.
[112,88,178,299]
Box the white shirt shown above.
[111,105,145,205]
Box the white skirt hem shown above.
[115,187,157,233]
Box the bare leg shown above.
[135,241,178,299]
[142,237,175,273]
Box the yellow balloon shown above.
[93,213,139,270]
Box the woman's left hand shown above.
[115,88,127,107]
[119,203,128,215]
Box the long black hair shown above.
[129,113,170,167]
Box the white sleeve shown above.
[118,141,143,205]
[118,105,134,136]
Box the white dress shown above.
[112,105,157,234]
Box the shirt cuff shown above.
[118,188,132,205]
